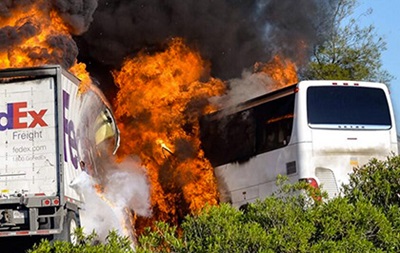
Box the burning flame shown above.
[0,1,91,91]
[70,62,92,93]
[1,3,65,68]
[112,38,225,228]
[0,0,131,239]
[1,0,304,239]
[255,55,299,87]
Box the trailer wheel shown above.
[54,211,80,244]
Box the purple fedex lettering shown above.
[0,104,14,131]
[0,102,47,131]
[63,91,79,169]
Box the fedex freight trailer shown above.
[0,65,119,242]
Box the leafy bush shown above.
[243,197,315,252]
[30,156,400,253]
[28,229,134,253]
[136,221,184,253]
[135,175,400,252]
[243,191,400,252]
[309,197,400,252]
[136,204,269,253]
[343,156,400,210]
[181,204,268,253]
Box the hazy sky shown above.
[353,0,400,130]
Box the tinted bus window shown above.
[307,86,391,128]
[200,109,256,167]
[200,93,295,167]
[254,93,295,154]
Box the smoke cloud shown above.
[77,0,336,80]
[211,70,276,109]
[0,0,98,33]
[53,0,99,35]
[0,0,35,16]
[71,156,150,242]
[0,0,98,69]
[0,0,339,237]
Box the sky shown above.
[352,0,400,131]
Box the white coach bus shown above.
[200,80,398,208]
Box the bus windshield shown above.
[307,86,391,129]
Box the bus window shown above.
[307,86,391,128]
[200,109,256,167]
[254,93,295,154]
[201,93,295,166]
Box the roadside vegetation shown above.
[29,155,400,253]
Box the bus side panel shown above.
[215,143,298,208]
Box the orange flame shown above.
[0,4,66,68]
[255,55,299,88]
[0,1,91,91]
[2,1,303,237]
[70,62,92,92]
[112,38,225,229]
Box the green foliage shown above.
[243,197,315,252]
[134,157,400,252]
[28,228,134,253]
[273,174,327,205]
[30,156,400,252]
[343,156,400,210]
[242,180,400,252]
[310,197,400,252]
[302,0,392,84]
[136,221,184,253]
[135,204,269,253]
[181,204,268,253]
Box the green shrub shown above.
[343,156,400,210]
[243,196,315,253]
[181,203,269,253]
[28,229,134,253]
[31,156,400,253]
[136,221,184,253]
[309,197,400,252]
[242,192,400,252]
[135,204,269,253]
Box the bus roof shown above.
[206,80,389,119]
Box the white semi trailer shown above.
[0,65,119,242]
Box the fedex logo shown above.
[0,102,48,131]
[63,91,79,169]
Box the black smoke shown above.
[0,0,98,68]
[0,0,36,17]
[76,0,337,84]
[0,0,337,95]
[53,0,98,35]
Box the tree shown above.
[302,0,393,84]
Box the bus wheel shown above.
[54,211,80,244]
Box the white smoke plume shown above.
[71,156,151,242]
[212,70,277,110]
[102,158,151,218]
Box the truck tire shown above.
[53,211,80,244]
